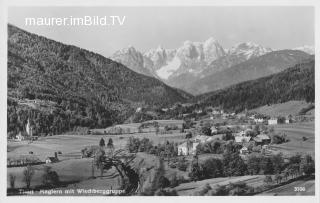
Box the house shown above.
[211,126,218,135]
[161,108,169,112]
[178,140,199,156]
[253,134,271,145]
[237,131,246,137]
[268,118,278,125]
[237,113,246,119]
[239,146,249,155]
[254,118,264,123]
[45,157,58,164]
[45,152,59,164]
[212,109,221,115]
[285,119,290,124]
[193,135,210,143]
[15,132,25,141]
[235,136,251,143]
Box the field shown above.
[174,175,266,195]
[7,119,315,195]
[269,122,314,157]
[7,131,185,189]
[249,100,314,117]
[256,177,315,196]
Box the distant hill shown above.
[195,58,315,113]
[7,24,191,135]
[189,50,311,95]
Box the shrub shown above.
[42,166,59,187]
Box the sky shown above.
[8,6,314,57]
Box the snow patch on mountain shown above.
[156,57,181,79]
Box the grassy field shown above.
[7,131,185,190]
[174,175,266,195]
[249,100,313,117]
[269,122,314,157]
[256,177,315,196]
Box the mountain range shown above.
[7,24,315,133]
[111,39,313,95]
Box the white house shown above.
[285,119,290,124]
[15,132,25,141]
[45,157,58,164]
[268,118,278,125]
[178,141,199,156]
[254,118,264,123]
[240,146,249,155]
[235,136,251,143]
[210,126,218,135]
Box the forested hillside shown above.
[195,58,315,112]
[7,24,191,136]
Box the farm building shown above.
[268,118,278,125]
[253,134,271,145]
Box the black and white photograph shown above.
[0,0,319,201]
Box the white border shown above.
[0,1,319,203]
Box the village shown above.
[7,100,315,196]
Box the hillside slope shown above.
[195,58,314,112]
[190,50,311,94]
[7,24,191,135]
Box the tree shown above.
[94,149,106,176]
[271,153,284,174]
[107,138,113,148]
[263,158,274,175]
[247,155,262,175]
[223,128,234,141]
[189,156,203,181]
[42,166,59,187]
[9,174,16,189]
[275,174,282,184]
[185,132,192,139]
[99,138,105,147]
[263,175,273,186]
[201,158,223,178]
[300,155,315,176]
[201,126,211,136]
[158,176,170,189]
[23,165,35,189]
[223,151,247,177]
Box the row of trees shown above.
[126,137,178,158]
[189,147,314,181]
[9,165,59,190]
